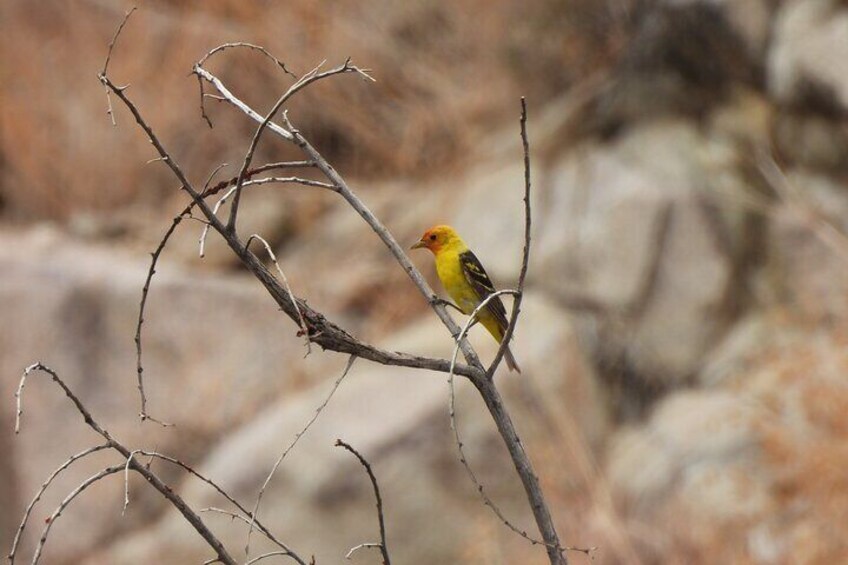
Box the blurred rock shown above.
[533,120,754,390]
[608,390,768,512]
[768,0,848,110]
[766,170,848,319]
[606,389,773,559]
[659,0,772,58]
[771,111,848,172]
[581,1,757,137]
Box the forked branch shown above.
[92,11,569,563]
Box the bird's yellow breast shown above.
[435,247,480,315]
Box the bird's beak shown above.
[410,239,426,250]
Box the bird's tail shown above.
[504,344,521,373]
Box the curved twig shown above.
[100,6,137,126]
[445,290,538,540]
[15,363,237,565]
[335,439,391,565]
[30,466,125,565]
[8,443,111,564]
[196,43,296,78]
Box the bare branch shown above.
[102,67,478,378]
[246,355,356,556]
[15,363,237,565]
[243,177,336,191]
[345,543,383,561]
[123,449,144,514]
[487,97,532,379]
[445,289,545,542]
[195,65,483,371]
[99,5,136,126]
[245,234,311,353]
[222,58,368,231]
[246,551,300,565]
[134,211,183,425]
[104,37,569,561]
[8,444,110,564]
[335,439,391,565]
[196,43,296,79]
[30,465,125,565]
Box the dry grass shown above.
[0,0,632,222]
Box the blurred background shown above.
[2,0,848,563]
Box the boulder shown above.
[529,120,752,388]
[765,170,848,319]
[768,0,848,110]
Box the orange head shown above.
[410,225,460,254]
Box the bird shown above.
[411,224,521,372]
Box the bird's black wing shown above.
[459,250,509,332]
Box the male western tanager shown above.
[411,225,521,372]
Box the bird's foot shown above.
[431,296,464,314]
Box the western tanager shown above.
[411,225,521,372]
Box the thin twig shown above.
[199,175,332,257]
[8,444,111,564]
[16,363,237,565]
[345,543,383,561]
[487,97,531,379]
[30,466,125,565]
[123,449,143,514]
[195,64,482,372]
[243,177,336,191]
[246,551,299,565]
[445,291,540,541]
[245,355,357,556]
[245,234,311,354]
[99,6,136,126]
[196,43,296,78]
[134,211,183,425]
[200,507,298,557]
[224,58,366,231]
[199,185,236,258]
[335,439,391,565]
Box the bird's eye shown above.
[429,234,437,241]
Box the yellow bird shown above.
[411,225,521,372]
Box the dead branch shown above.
[445,290,541,541]
[335,439,391,565]
[7,444,110,562]
[245,234,311,353]
[30,465,125,565]
[487,98,532,379]
[94,16,570,561]
[193,63,484,373]
[344,543,383,561]
[13,364,242,565]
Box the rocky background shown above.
[2,0,848,563]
